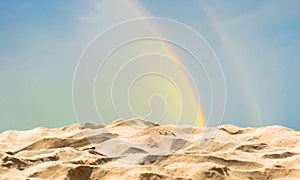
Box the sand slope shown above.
[0,119,299,179]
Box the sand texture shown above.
[0,119,300,179]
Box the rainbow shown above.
[124,0,207,127]
[199,2,262,126]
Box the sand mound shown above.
[0,119,299,179]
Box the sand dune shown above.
[0,119,299,179]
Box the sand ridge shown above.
[0,119,300,179]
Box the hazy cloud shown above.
[78,0,144,26]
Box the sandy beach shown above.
[0,119,299,179]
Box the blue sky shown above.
[1,0,300,131]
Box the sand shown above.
[0,119,299,179]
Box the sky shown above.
[1,0,300,132]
